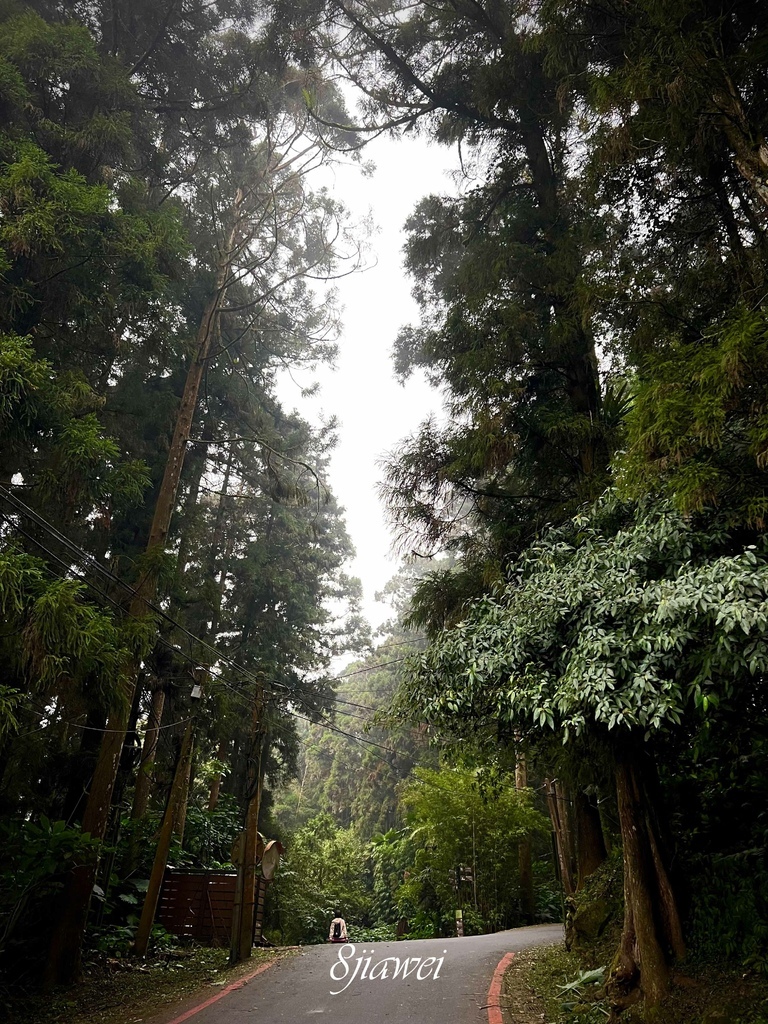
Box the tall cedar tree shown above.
[323,0,613,625]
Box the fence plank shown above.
[157,871,238,943]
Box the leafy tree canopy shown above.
[399,493,768,748]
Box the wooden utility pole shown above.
[173,738,194,845]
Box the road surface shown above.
[161,925,563,1024]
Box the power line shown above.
[0,486,290,694]
[0,487,379,716]
[1,486,426,717]
[1,495,466,811]
[0,506,407,764]
[291,710,400,756]
[336,656,410,679]
[10,523,454,805]
[19,699,193,736]
[371,637,427,650]
[0,515,316,721]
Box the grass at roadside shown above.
[3,946,293,1024]
[504,944,768,1024]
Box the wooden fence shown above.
[156,870,237,945]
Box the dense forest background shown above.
[1,0,768,1020]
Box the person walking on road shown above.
[328,911,348,943]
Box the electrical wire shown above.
[290,710,400,756]
[0,486,381,716]
[0,504,414,765]
[0,497,467,810]
[18,698,194,736]
[0,485,306,696]
[1,488,428,720]
[335,656,410,679]
[371,636,427,650]
[12,575,453,805]
[2,486,423,714]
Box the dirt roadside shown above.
[501,947,552,1024]
[4,947,296,1024]
[500,945,768,1024]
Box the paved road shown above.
[166,925,563,1024]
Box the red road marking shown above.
[487,951,516,1024]
[164,958,279,1024]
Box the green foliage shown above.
[0,546,135,705]
[368,828,414,925]
[0,0,371,989]
[176,799,242,870]
[567,0,768,205]
[393,766,550,936]
[565,846,623,947]
[89,921,177,959]
[347,923,397,943]
[0,141,108,262]
[332,0,612,626]
[279,629,427,838]
[534,861,565,924]
[527,944,611,1024]
[333,0,767,1013]
[620,306,768,528]
[0,686,20,739]
[558,965,607,1013]
[268,814,372,944]
[0,817,101,955]
[688,852,768,975]
[402,494,768,745]
[0,333,150,513]
[1,0,766,1009]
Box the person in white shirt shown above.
[328,910,348,943]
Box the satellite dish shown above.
[261,839,284,880]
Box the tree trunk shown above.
[43,199,244,989]
[712,78,768,210]
[130,682,165,823]
[515,753,535,923]
[607,751,685,1011]
[133,689,201,956]
[519,119,607,489]
[574,790,607,889]
[230,691,265,964]
[59,707,107,826]
[545,778,575,896]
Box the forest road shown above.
[160,924,563,1024]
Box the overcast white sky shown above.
[277,135,460,630]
